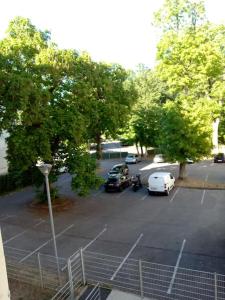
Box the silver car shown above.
[125,154,141,164]
[153,154,164,163]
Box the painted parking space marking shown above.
[200,174,208,205]
[0,215,14,221]
[116,187,132,198]
[169,188,180,203]
[93,189,103,197]
[167,239,186,294]
[141,171,151,180]
[3,219,45,245]
[19,224,74,262]
[141,194,148,200]
[61,225,107,271]
[110,233,143,280]
[201,190,206,205]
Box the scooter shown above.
[131,174,142,192]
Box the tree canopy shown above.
[0,17,135,196]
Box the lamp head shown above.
[36,163,52,176]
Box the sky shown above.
[0,0,225,70]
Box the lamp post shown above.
[36,163,61,283]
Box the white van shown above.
[148,172,175,195]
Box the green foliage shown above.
[131,69,166,148]
[218,106,225,143]
[132,104,162,148]
[0,174,18,194]
[0,17,135,197]
[68,149,104,196]
[0,170,35,195]
[36,186,59,203]
[154,0,206,32]
[156,25,225,101]
[159,99,212,162]
[154,0,225,166]
[83,62,137,158]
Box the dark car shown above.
[105,174,131,192]
[214,153,225,163]
[108,163,129,176]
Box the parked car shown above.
[105,174,131,192]
[214,153,225,163]
[108,163,129,176]
[125,154,141,164]
[148,172,175,195]
[186,158,194,164]
[153,154,165,163]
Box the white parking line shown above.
[167,239,186,294]
[201,190,206,205]
[0,215,14,221]
[3,219,45,245]
[116,188,130,198]
[141,194,148,200]
[19,224,74,263]
[169,188,180,203]
[61,225,108,271]
[93,189,103,197]
[111,233,143,281]
[142,172,150,180]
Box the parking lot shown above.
[1,158,225,275]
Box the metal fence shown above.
[51,250,84,300]
[5,245,68,290]
[5,245,225,300]
[84,284,101,300]
[83,250,225,300]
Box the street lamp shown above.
[36,163,61,283]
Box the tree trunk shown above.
[135,141,140,155]
[212,118,220,154]
[179,162,187,180]
[145,146,148,157]
[140,144,144,157]
[96,134,102,160]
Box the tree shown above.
[83,61,137,159]
[159,99,212,178]
[0,17,103,198]
[157,24,225,153]
[132,105,162,154]
[155,1,225,155]
[131,69,167,153]
[154,0,206,32]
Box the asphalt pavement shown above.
[1,158,225,275]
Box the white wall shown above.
[0,132,8,175]
[0,230,10,299]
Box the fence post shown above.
[80,248,86,285]
[139,260,144,299]
[68,257,75,300]
[214,272,217,300]
[37,252,44,288]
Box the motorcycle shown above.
[131,174,142,192]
